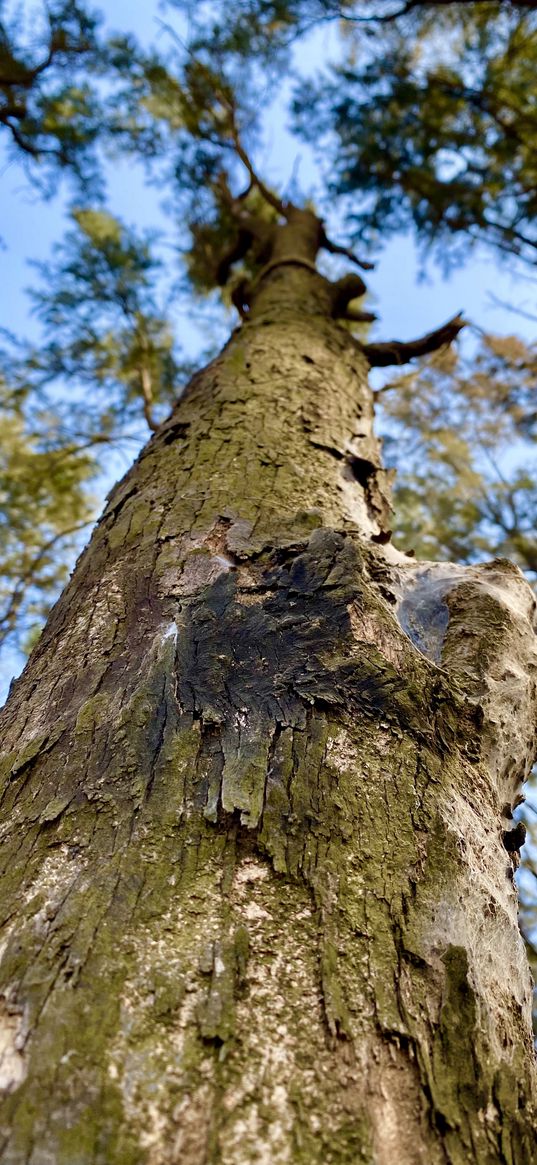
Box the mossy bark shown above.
[1,212,537,1164]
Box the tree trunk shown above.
[1,211,536,1164]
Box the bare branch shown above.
[345,307,377,323]
[0,112,41,157]
[136,330,159,432]
[334,0,537,24]
[330,272,368,319]
[362,313,466,367]
[278,0,537,48]
[488,293,537,324]
[321,229,374,272]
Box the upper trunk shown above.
[0,220,536,1165]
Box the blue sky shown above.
[0,0,535,696]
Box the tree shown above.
[1,3,537,1161]
[0,370,95,655]
[292,1,537,265]
[0,206,188,658]
[377,333,537,575]
[0,0,104,184]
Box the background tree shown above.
[292,2,537,264]
[377,333,537,574]
[0,205,190,658]
[0,0,105,183]
[0,369,95,655]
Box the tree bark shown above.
[0,211,536,1164]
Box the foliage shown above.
[377,333,537,575]
[0,371,96,654]
[98,2,537,292]
[0,0,166,193]
[0,0,105,184]
[0,207,191,656]
[28,208,183,431]
[292,3,537,265]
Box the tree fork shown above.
[0,212,536,1165]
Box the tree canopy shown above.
[293,3,537,264]
[0,0,105,183]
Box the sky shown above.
[0,0,535,697]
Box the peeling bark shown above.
[0,222,536,1164]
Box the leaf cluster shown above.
[0,368,96,654]
[0,207,194,654]
[293,4,537,265]
[0,0,107,184]
[28,208,183,430]
[378,334,537,575]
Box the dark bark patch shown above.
[175,529,392,733]
[503,821,527,853]
[341,457,393,536]
[169,530,469,829]
[344,455,376,489]
[160,421,190,446]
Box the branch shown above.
[232,135,285,218]
[280,0,536,46]
[211,81,286,217]
[0,112,41,158]
[338,0,537,23]
[364,0,470,21]
[330,272,368,319]
[140,364,158,432]
[362,313,466,367]
[345,307,377,323]
[321,229,374,272]
[488,293,537,324]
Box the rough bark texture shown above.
[0,209,537,1164]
